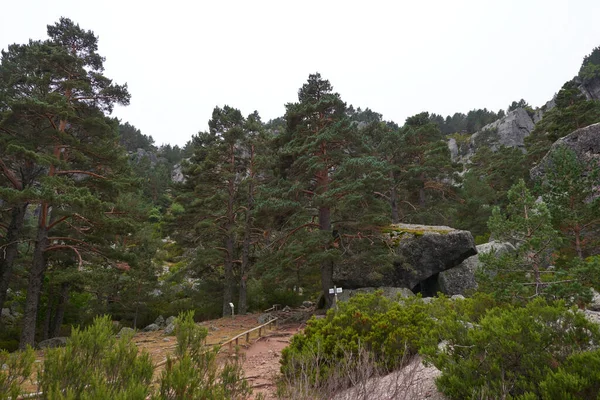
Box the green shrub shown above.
[248,279,307,311]
[539,349,600,399]
[154,310,251,400]
[422,298,600,399]
[0,324,21,352]
[0,346,35,400]
[280,292,435,388]
[39,315,154,399]
[29,312,252,399]
[474,233,490,245]
[0,339,19,352]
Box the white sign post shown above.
[329,286,343,311]
[229,302,235,318]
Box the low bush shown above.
[539,348,600,399]
[280,292,435,390]
[422,298,600,399]
[39,315,154,399]
[154,310,251,400]
[0,346,35,400]
[277,342,424,400]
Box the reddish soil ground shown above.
[241,324,301,399]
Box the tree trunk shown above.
[20,220,49,349]
[319,205,334,309]
[239,146,255,315]
[419,187,426,208]
[222,234,234,317]
[222,148,236,318]
[42,286,54,341]
[390,181,399,224]
[0,203,28,315]
[51,283,69,338]
[574,226,583,259]
[239,224,250,315]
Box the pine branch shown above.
[44,244,83,269]
[276,222,320,250]
[0,239,34,250]
[373,191,390,200]
[521,280,576,286]
[0,158,22,189]
[55,170,107,179]
[47,216,70,230]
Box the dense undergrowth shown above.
[279,292,600,400]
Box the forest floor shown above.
[22,313,300,399]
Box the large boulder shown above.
[530,122,600,181]
[153,315,165,327]
[142,323,160,332]
[117,327,135,337]
[37,337,68,349]
[337,287,415,303]
[438,241,516,295]
[334,355,447,400]
[164,323,176,336]
[1,308,21,327]
[334,224,477,292]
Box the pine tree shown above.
[541,146,600,259]
[238,111,265,315]
[396,112,456,224]
[269,73,388,308]
[0,18,132,348]
[0,39,55,315]
[479,180,562,303]
[455,146,529,237]
[177,106,265,316]
[360,119,401,223]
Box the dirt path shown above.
[241,324,301,400]
[20,314,274,394]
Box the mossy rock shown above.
[335,223,477,290]
[383,223,454,244]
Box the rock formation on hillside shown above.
[577,75,600,100]
[471,108,535,151]
[532,96,557,123]
[450,72,600,165]
[171,163,185,183]
[530,122,600,181]
[334,224,477,295]
[449,108,535,163]
[130,148,163,166]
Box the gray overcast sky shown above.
[2,1,600,146]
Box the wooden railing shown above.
[263,304,281,313]
[153,316,279,369]
[220,317,278,352]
